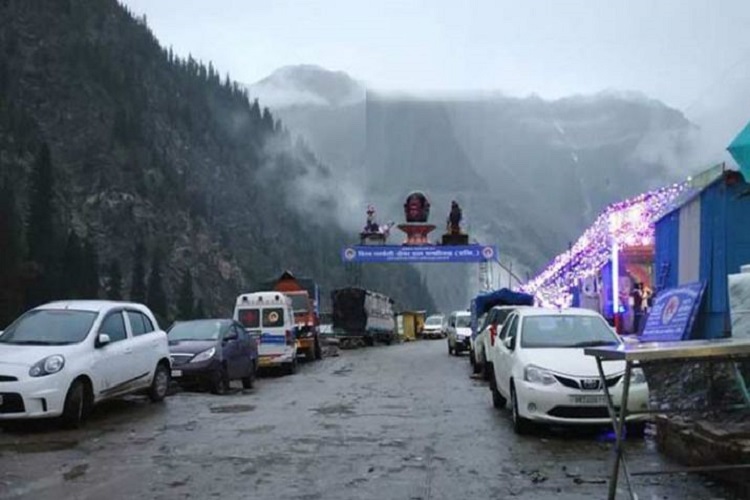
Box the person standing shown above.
[631,283,644,334]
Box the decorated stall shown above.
[520,180,691,333]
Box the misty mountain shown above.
[0,0,435,327]
[252,65,365,108]
[248,66,695,311]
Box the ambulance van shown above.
[234,292,298,374]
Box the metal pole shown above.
[493,256,523,288]
[509,261,513,288]
[607,361,635,500]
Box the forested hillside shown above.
[0,0,434,327]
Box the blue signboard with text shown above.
[640,281,706,342]
[341,245,498,264]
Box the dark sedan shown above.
[167,319,258,394]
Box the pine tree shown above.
[27,143,55,265]
[25,143,58,308]
[147,250,168,323]
[194,299,206,319]
[250,99,261,123]
[176,268,194,320]
[60,231,83,298]
[0,184,24,326]
[106,259,122,301]
[130,241,146,302]
[81,239,99,298]
[262,107,274,132]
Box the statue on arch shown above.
[447,200,462,234]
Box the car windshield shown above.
[168,320,227,341]
[425,316,442,326]
[0,309,98,345]
[520,315,620,349]
[455,315,471,327]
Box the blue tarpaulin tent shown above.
[470,288,534,338]
[728,120,750,182]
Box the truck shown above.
[254,271,322,361]
[331,287,395,347]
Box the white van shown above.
[446,310,472,355]
[234,292,298,374]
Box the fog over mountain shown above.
[248,65,709,311]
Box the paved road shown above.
[0,340,734,499]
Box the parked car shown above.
[446,310,472,355]
[487,307,649,434]
[235,292,299,374]
[0,301,171,428]
[167,319,258,394]
[473,306,527,379]
[422,314,445,339]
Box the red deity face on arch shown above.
[407,197,422,218]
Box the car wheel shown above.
[285,357,298,375]
[61,379,88,429]
[314,338,323,360]
[242,360,256,389]
[211,366,230,395]
[488,364,507,409]
[148,363,170,402]
[481,354,491,380]
[511,383,533,435]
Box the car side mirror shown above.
[96,333,111,347]
[224,332,238,342]
[503,337,514,350]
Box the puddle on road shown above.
[63,463,89,481]
[332,365,353,376]
[237,424,276,435]
[311,403,356,416]
[209,404,256,414]
[0,439,78,454]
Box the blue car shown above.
[167,319,258,394]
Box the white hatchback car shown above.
[0,301,171,427]
[487,307,649,434]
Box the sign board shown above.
[640,281,706,342]
[341,245,497,264]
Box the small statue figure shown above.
[364,205,379,233]
[448,200,462,234]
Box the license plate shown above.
[571,395,607,405]
[171,370,182,378]
[258,357,274,367]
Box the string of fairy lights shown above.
[519,180,694,307]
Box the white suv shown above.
[446,311,472,355]
[0,300,171,428]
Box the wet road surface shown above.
[0,340,735,499]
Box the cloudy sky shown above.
[122,0,750,110]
